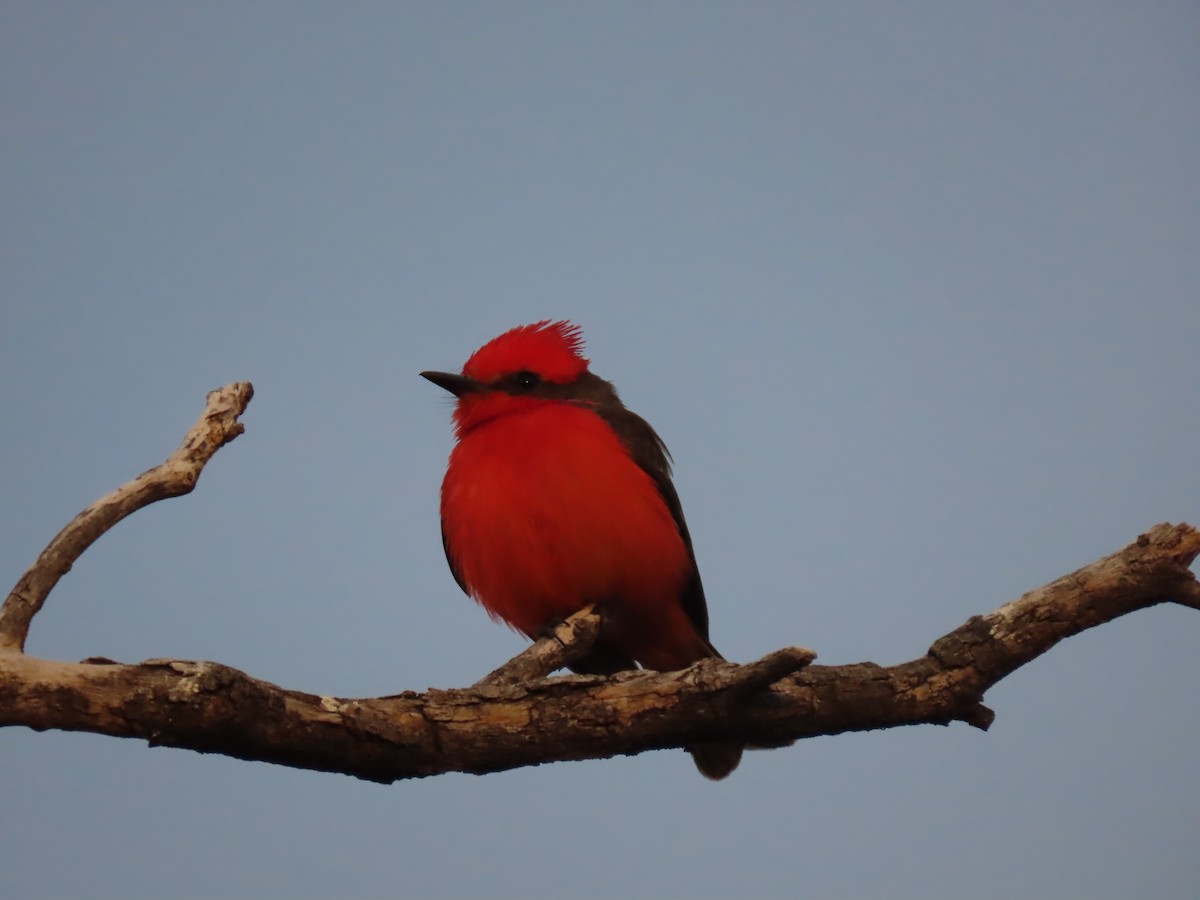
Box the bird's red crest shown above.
[462,320,589,384]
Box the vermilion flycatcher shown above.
[422,320,740,779]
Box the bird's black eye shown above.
[512,370,540,390]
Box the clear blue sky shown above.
[2,3,1197,898]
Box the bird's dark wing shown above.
[441,525,468,594]
[586,402,716,649]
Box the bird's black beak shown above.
[420,370,485,398]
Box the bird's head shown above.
[422,321,619,435]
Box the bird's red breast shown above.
[441,395,707,671]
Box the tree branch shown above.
[0,382,253,651]
[474,606,603,687]
[0,385,1196,782]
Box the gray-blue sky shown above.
[2,3,1198,898]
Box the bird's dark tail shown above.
[688,742,743,780]
[573,630,748,779]
[681,637,744,779]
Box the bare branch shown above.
[1,383,1194,779]
[474,606,603,687]
[0,383,254,651]
[1173,575,1200,611]
[1,521,1194,781]
[918,522,1200,704]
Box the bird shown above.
[421,320,741,779]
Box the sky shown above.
[2,2,1198,898]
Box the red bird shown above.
[422,321,741,779]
